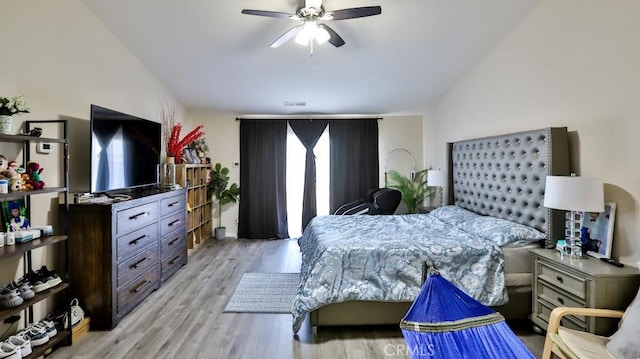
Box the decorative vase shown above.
[161,156,176,189]
[0,115,13,135]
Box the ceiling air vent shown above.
[283,101,306,107]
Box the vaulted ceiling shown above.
[82,0,536,115]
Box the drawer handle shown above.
[168,219,181,227]
[129,211,149,220]
[130,257,149,269]
[169,256,181,265]
[556,276,564,284]
[557,297,564,305]
[129,235,147,245]
[168,201,179,207]
[132,280,151,293]
[168,238,179,246]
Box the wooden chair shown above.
[541,307,624,359]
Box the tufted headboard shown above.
[446,127,570,247]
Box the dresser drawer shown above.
[117,265,160,317]
[536,298,586,332]
[161,245,187,283]
[160,194,186,216]
[161,230,187,260]
[538,261,586,300]
[116,224,157,263]
[537,280,586,321]
[116,202,158,235]
[160,211,186,237]
[117,243,159,288]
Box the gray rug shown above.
[224,272,300,313]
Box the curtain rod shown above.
[236,115,383,121]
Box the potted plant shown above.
[387,169,435,214]
[207,163,240,240]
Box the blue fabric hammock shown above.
[400,271,534,359]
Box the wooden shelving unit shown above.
[176,163,212,248]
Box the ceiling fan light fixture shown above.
[295,27,311,46]
[315,26,330,44]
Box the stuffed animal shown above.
[0,157,20,182]
[0,155,7,172]
[26,162,45,190]
[9,177,22,192]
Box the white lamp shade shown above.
[543,175,604,212]
[427,169,447,187]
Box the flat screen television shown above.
[90,105,161,193]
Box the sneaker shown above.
[38,266,62,289]
[18,326,48,347]
[0,342,20,359]
[33,320,57,338]
[7,281,34,301]
[22,271,49,293]
[0,287,23,309]
[6,335,30,358]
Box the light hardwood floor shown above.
[50,238,544,359]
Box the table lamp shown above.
[427,169,447,207]
[543,174,604,257]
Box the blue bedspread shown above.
[292,214,508,333]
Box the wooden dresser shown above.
[66,189,187,329]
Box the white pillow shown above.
[606,287,640,358]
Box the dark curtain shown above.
[289,120,328,230]
[329,119,379,213]
[238,120,289,239]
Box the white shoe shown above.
[34,320,57,338]
[0,342,20,359]
[6,335,30,358]
[18,326,49,347]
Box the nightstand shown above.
[530,248,640,335]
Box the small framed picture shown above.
[581,202,616,258]
[1,199,29,232]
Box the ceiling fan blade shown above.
[328,6,382,20]
[241,9,295,18]
[319,24,345,47]
[270,25,302,48]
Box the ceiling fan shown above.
[241,0,382,51]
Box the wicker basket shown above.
[0,115,13,134]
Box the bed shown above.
[292,127,570,333]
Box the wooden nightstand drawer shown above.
[537,281,586,322]
[538,261,586,300]
[536,298,586,331]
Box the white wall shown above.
[429,0,640,265]
[185,113,424,237]
[0,0,184,318]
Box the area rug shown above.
[223,272,300,313]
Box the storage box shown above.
[72,317,90,342]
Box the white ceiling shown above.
[81,0,536,116]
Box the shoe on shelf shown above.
[0,287,23,309]
[37,266,62,289]
[6,335,31,358]
[0,342,20,359]
[33,320,57,338]
[17,326,49,347]
[22,271,49,293]
[7,281,34,301]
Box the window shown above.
[286,124,330,237]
